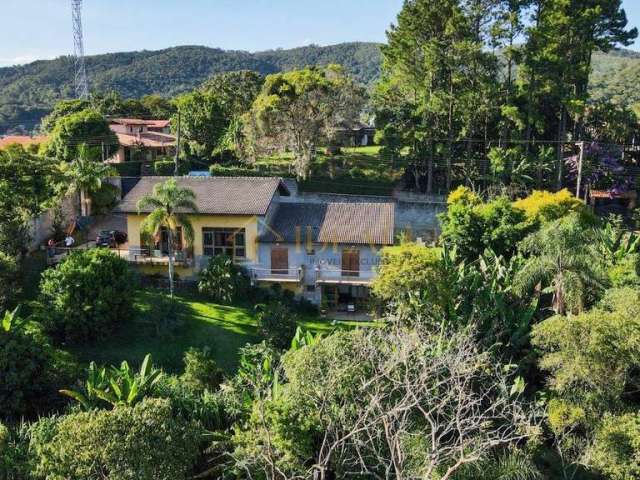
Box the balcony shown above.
[117,247,193,267]
[315,267,376,286]
[249,265,304,283]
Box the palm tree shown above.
[516,214,605,316]
[62,144,114,216]
[137,178,197,297]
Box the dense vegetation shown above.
[0,42,382,134]
[2,41,640,135]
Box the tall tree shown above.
[376,0,499,193]
[248,65,365,179]
[137,179,197,297]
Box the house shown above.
[334,121,376,147]
[114,176,395,308]
[106,118,175,163]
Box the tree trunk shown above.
[80,189,89,217]
[168,228,175,298]
[446,73,454,193]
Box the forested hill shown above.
[1,41,640,134]
[0,42,383,134]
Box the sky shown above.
[1,0,639,68]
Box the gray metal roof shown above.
[260,202,395,246]
[114,176,289,215]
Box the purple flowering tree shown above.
[565,142,632,195]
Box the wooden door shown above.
[342,249,360,277]
[271,247,289,275]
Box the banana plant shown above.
[1,307,20,332]
[61,353,162,409]
[596,216,640,264]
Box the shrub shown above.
[111,161,141,177]
[256,301,298,350]
[608,253,640,287]
[198,255,248,304]
[154,159,176,176]
[181,347,224,393]
[513,189,585,223]
[39,249,137,342]
[29,398,201,480]
[0,421,30,479]
[589,413,640,480]
[0,309,61,419]
[0,252,20,312]
[439,196,531,261]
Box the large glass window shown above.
[203,228,246,259]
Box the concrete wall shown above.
[28,192,78,251]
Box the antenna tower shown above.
[71,0,89,99]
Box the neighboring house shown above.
[114,176,395,308]
[0,135,47,150]
[334,121,376,147]
[106,118,175,163]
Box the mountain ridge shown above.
[1,42,639,134]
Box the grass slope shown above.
[68,289,369,374]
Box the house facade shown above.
[114,176,395,308]
[106,118,175,163]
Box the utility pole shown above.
[576,141,584,198]
[174,111,181,176]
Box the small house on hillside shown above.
[334,121,376,147]
[106,118,175,163]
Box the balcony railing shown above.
[249,266,304,283]
[315,267,376,285]
[119,247,192,266]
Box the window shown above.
[203,228,246,259]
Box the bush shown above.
[154,159,176,175]
[39,249,137,342]
[0,309,61,419]
[256,301,298,350]
[181,347,224,393]
[439,195,531,261]
[29,398,201,480]
[198,255,248,304]
[590,413,640,480]
[608,253,640,287]
[513,189,586,223]
[0,252,20,312]
[0,421,30,479]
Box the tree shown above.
[0,252,19,312]
[173,90,227,159]
[248,65,365,179]
[140,94,177,118]
[29,398,201,480]
[531,287,640,477]
[137,178,197,297]
[201,70,264,119]
[375,0,498,193]
[39,249,137,342]
[44,109,119,162]
[516,214,605,315]
[255,301,298,350]
[249,326,538,480]
[0,144,59,255]
[197,255,247,304]
[0,308,60,419]
[589,413,640,480]
[60,144,115,216]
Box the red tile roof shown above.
[115,132,176,148]
[110,118,171,128]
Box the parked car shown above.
[96,230,127,248]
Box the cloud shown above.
[0,53,58,67]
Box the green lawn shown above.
[68,289,371,374]
[255,146,407,196]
